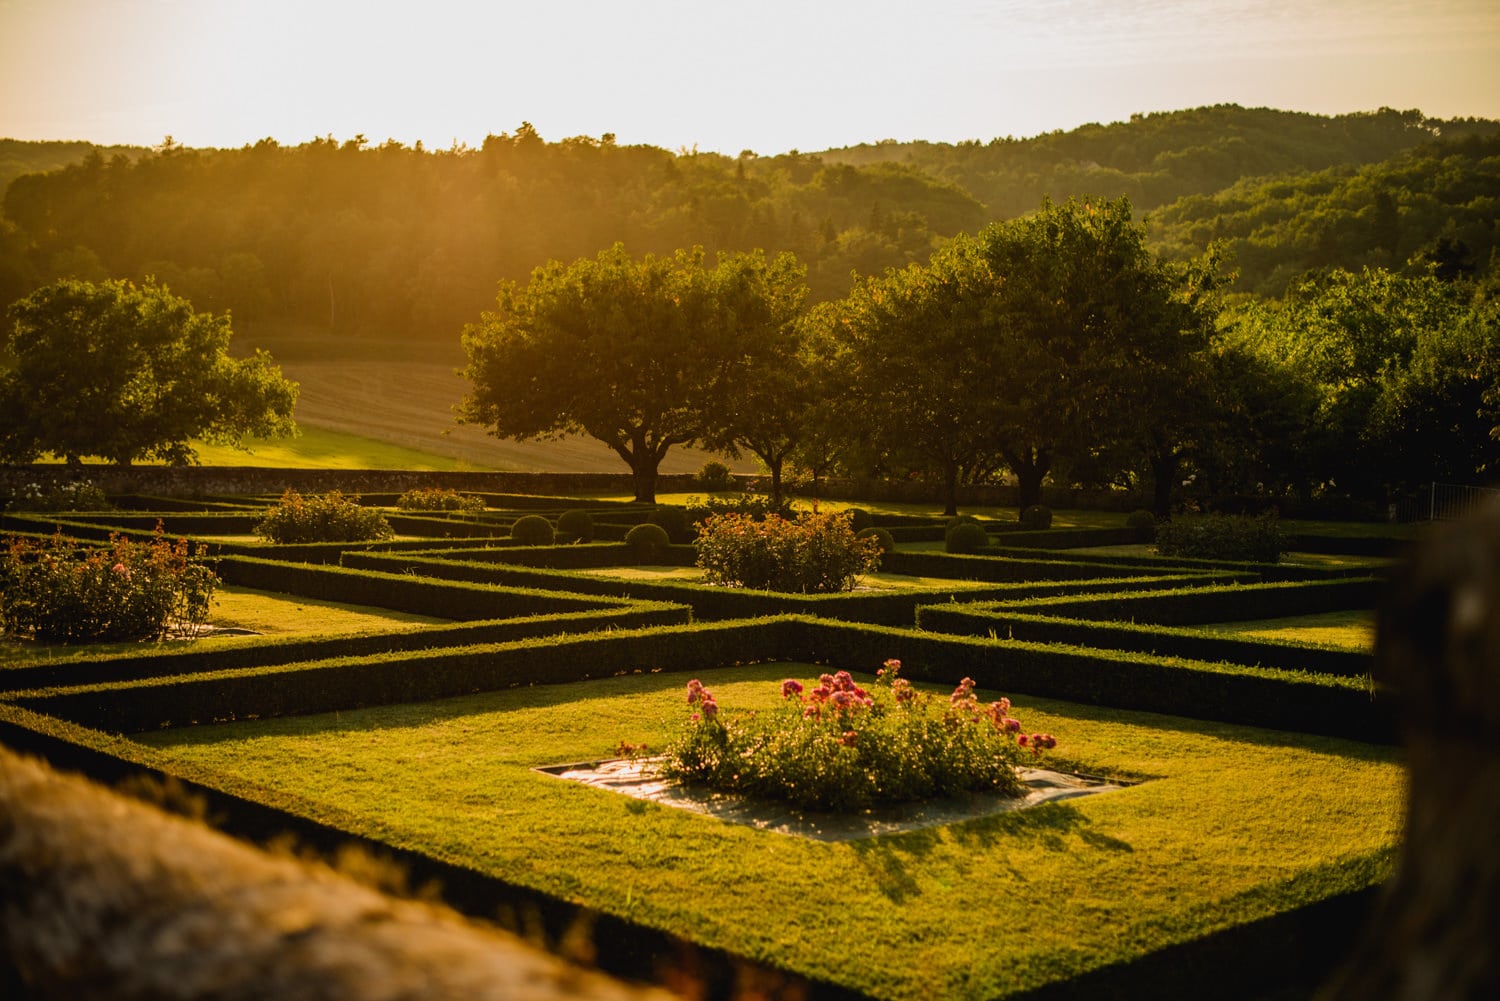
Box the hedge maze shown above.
[0,492,1406,1000]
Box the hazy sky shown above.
[2,0,1497,153]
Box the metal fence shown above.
[1405,482,1500,521]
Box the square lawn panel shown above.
[134,664,1402,1001]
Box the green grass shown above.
[135,664,1402,1000]
[1198,609,1375,652]
[0,587,448,666]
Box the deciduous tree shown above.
[458,245,805,502]
[0,278,298,465]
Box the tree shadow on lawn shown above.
[848,801,1135,904]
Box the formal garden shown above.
[0,481,1411,1000]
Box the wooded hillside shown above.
[2,105,1496,340]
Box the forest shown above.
[1,104,1498,511]
[1,104,1496,340]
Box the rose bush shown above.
[694,510,881,593]
[661,660,1055,812]
[1,526,218,643]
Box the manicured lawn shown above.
[1199,609,1375,652]
[135,664,1402,1001]
[0,587,449,666]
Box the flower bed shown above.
[661,660,1054,812]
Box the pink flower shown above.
[839,730,858,747]
[883,658,901,673]
[111,562,126,573]
[1017,734,1030,747]
[810,685,831,701]
[832,671,855,691]
[781,679,804,699]
[1002,717,1022,733]
[701,696,718,719]
[686,679,705,704]
[690,712,701,722]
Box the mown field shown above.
[232,328,752,474]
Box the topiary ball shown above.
[1125,509,1157,542]
[648,506,691,544]
[1020,504,1053,530]
[847,508,873,533]
[945,522,989,554]
[556,509,595,543]
[946,514,981,531]
[625,522,671,563]
[510,514,554,546]
[856,526,896,554]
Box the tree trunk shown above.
[1007,446,1052,513]
[631,452,660,504]
[942,459,959,517]
[767,457,784,509]
[1149,448,1178,518]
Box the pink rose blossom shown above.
[781,679,804,699]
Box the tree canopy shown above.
[0,278,298,465]
[458,244,807,502]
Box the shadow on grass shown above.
[848,801,1135,904]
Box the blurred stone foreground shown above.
[0,747,673,1001]
[1320,502,1500,1001]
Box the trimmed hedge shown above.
[791,619,1393,744]
[983,578,1382,627]
[0,602,690,693]
[15,619,805,734]
[215,557,630,620]
[881,549,1236,584]
[10,615,1393,743]
[341,550,1253,627]
[915,607,1372,677]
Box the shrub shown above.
[946,514,981,532]
[254,490,393,544]
[1126,509,1157,542]
[661,661,1054,812]
[684,494,795,526]
[856,526,896,554]
[695,511,881,593]
[696,460,737,492]
[1021,504,1053,530]
[555,509,595,544]
[6,478,111,512]
[509,515,554,546]
[0,526,218,643]
[395,487,485,514]
[945,522,990,554]
[1155,513,1286,563]
[649,506,692,544]
[847,508,873,533]
[624,523,672,563]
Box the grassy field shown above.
[136,663,1402,1001]
[234,328,750,474]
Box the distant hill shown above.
[1149,132,1500,295]
[815,105,1500,219]
[2,105,1496,333]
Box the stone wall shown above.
[0,465,701,499]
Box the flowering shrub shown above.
[395,487,485,514]
[0,527,218,643]
[661,660,1055,812]
[6,479,111,512]
[253,490,394,544]
[694,510,881,593]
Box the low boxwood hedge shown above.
[214,556,633,620]
[983,578,1381,627]
[915,606,1371,677]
